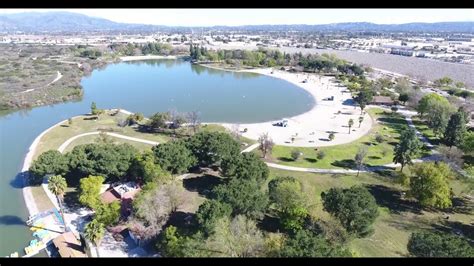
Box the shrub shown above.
[316,151,326,160]
[291,150,301,161]
[328,133,335,141]
[375,133,384,143]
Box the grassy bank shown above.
[268,168,473,257]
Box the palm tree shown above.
[84,220,105,257]
[358,116,364,128]
[348,119,354,134]
[48,175,67,232]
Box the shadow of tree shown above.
[0,215,26,226]
[164,211,199,235]
[430,220,474,241]
[10,171,27,189]
[366,184,422,214]
[449,196,474,215]
[331,159,356,169]
[368,156,381,160]
[258,214,282,233]
[277,157,294,162]
[182,174,223,198]
[342,99,355,106]
[304,158,317,163]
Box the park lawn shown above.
[33,111,171,160]
[268,168,473,257]
[267,108,408,169]
[62,134,155,153]
[29,186,55,213]
[411,116,441,145]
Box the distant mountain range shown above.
[0,11,473,33]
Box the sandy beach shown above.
[120,55,178,61]
[220,68,373,147]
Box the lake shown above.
[0,59,314,256]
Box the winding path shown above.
[57,131,160,153]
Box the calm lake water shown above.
[0,59,314,256]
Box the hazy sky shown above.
[0,9,473,26]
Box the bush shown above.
[328,133,335,141]
[291,150,301,161]
[375,133,385,143]
[316,151,326,160]
[408,231,474,257]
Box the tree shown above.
[90,102,97,115]
[129,151,170,184]
[159,226,182,257]
[79,175,105,210]
[29,150,69,184]
[268,177,309,232]
[67,143,137,183]
[393,128,422,171]
[196,200,232,236]
[84,219,105,257]
[264,233,286,257]
[152,141,196,175]
[348,119,354,134]
[126,113,144,126]
[279,229,351,257]
[398,93,409,105]
[68,118,73,125]
[94,201,121,226]
[205,215,265,257]
[186,131,240,167]
[434,76,453,87]
[354,89,373,114]
[358,116,364,128]
[213,178,268,219]
[417,93,453,132]
[408,231,474,257]
[48,175,68,232]
[438,145,464,169]
[148,112,170,132]
[426,98,454,136]
[162,181,187,213]
[354,146,368,176]
[443,109,468,148]
[417,93,441,118]
[321,186,379,237]
[186,111,201,134]
[461,131,474,154]
[258,132,274,159]
[221,152,269,184]
[132,184,174,238]
[290,149,301,161]
[328,133,335,141]
[408,162,452,209]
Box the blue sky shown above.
[0,9,472,26]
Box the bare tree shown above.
[163,181,187,213]
[187,111,201,135]
[231,124,241,141]
[354,146,368,177]
[258,132,274,159]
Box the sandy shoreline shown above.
[120,55,178,61]
[210,66,373,147]
[21,118,69,217]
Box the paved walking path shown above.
[58,131,160,152]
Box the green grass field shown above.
[265,108,410,169]
[268,168,474,257]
